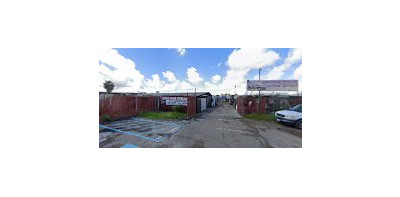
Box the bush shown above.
[102,114,112,122]
[172,106,184,112]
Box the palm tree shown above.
[103,80,115,93]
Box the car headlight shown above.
[286,116,295,120]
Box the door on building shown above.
[201,98,207,111]
[196,98,201,113]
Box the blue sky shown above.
[115,48,234,80]
[99,48,302,94]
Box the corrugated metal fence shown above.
[237,96,302,115]
[99,94,156,122]
[236,96,267,115]
[99,94,198,122]
[186,96,196,119]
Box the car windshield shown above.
[289,105,302,113]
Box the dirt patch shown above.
[288,129,302,137]
[99,132,123,148]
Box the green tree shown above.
[103,80,115,93]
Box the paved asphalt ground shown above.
[99,102,301,148]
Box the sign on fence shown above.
[247,80,298,91]
[163,97,188,106]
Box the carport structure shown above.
[99,117,187,143]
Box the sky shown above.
[99,48,302,95]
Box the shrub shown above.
[172,106,184,112]
[102,114,112,122]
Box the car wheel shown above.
[295,120,302,129]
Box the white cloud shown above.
[161,71,186,92]
[214,48,280,95]
[227,48,280,70]
[176,48,187,56]
[266,48,302,80]
[99,48,301,95]
[218,69,248,94]
[286,48,302,64]
[266,63,291,80]
[143,74,164,92]
[180,81,194,90]
[99,49,194,93]
[204,81,218,92]
[212,75,221,83]
[145,67,205,93]
[141,70,196,93]
[162,71,177,82]
[293,64,302,93]
[187,66,203,84]
[293,64,302,79]
[99,48,145,92]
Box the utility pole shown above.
[235,85,236,95]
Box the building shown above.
[148,92,213,113]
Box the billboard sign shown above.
[163,97,188,106]
[247,80,298,91]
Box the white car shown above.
[275,104,302,129]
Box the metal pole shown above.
[272,90,275,113]
[258,68,261,113]
[136,94,138,114]
[259,68,261,102]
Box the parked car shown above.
[275,104,302,129]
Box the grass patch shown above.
[243,113,276,121]
[139,112,187,120]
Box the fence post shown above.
[136,95,138,114]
